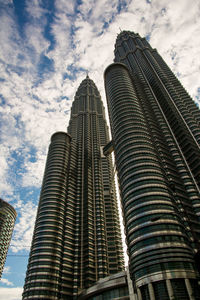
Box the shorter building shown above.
[0,198,17,278]
[78,271,131,300]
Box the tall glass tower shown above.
[104,31,200,299]
[23,76,124,300]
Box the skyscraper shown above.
[0,198,17,278]
[23,76,124,299]
[104,31,200,299]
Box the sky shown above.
[0,0,200,299]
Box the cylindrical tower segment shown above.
[104,63,199,299]
[23,132,72,300]
[0,198,16,278]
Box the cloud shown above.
[1,278,13,286]
[54,0,75,16]
[22,151,46,187]
[2,266,11,275]
[77,0,119,26]
[11,200,37,252]
[0,1,75,197]
[47,2,74,76]
[0,145,15,198]
[25,0,48,20]
[0,287,22,300]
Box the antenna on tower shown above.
[119,27,122,32]
[86,70,89,78]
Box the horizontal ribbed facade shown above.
[23,132,73,299]
[104,30,200,300]
[23,76,124,299]
[0,198,17,278]
[67,76,124,293]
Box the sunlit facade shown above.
[0,198,16,278]
[23,76,124,299]
[104,31,200,299]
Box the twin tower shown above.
[23,31,200,299]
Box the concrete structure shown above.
[78,271,130,300]
[0,198,16,278]
[104,31,200,299]
[23,76,124,299]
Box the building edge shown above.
[0,198,17,278]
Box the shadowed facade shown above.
[104,31,200,300]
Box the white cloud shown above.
[22,151,46,187]
[0,287,22,300]
[25,0,48,19]
[1,278,13,286]
[25,24,50,57]
[47,4,74,75]
[0,13,21,67]
[2,266,11,275]
[54,0,75,15]
[11,201,37,252]
[0,2,76,196]
[0,145,14,198]
[78,0,119,26]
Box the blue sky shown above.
[0,0,200,299]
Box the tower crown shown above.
[74,76,100,100]
[116,30,140,42]
[69,76,105,124]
